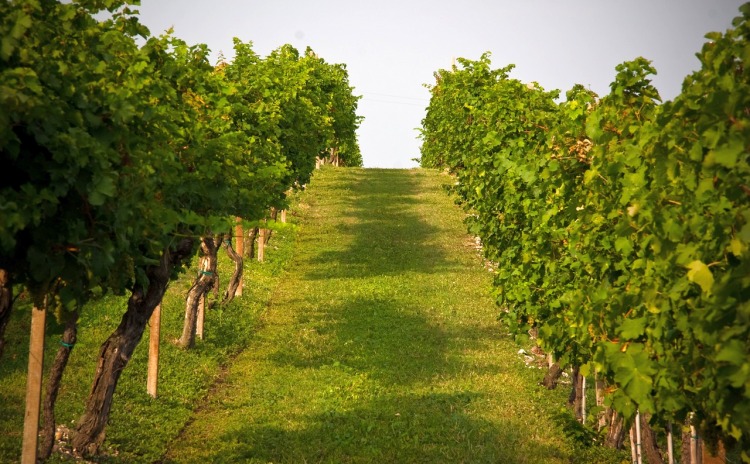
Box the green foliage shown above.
[0,0,361,309]
[0,218,299,462]
[226,42,363,191]
[420,3,750,456]
[0,2,362,457]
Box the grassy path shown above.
[163,168,578,463]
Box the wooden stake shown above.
[258,228,266,262]
[666,422,674,464]
[234,219,244,297]
[196,294,205,340]
[690,415,700,464]
[280,210,287,223]
[22,305,46,464]
[581,376,587,424]
[635,411,643,464]
[147,304,161,398]
[195,255,209,341]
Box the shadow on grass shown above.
[210,391,567,464]
[255,269,524,461]
[303,169,461,279]
[156,169,583,463]
[233,170,554,462]
[267,294,500,387]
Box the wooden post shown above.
[196,294,205,340]
[258,227,266,262]
[690,416,701,464]
[666,423,675,464]
[195,256,209,341]
[280,210,287,223]
[22,306,46,464]
[635,411,643,464]
[234,218,244,297]
[581,376,586,424]
[147,303,161,398]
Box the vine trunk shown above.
[72,238,195,456]
[179,236,219,349]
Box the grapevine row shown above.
[420,5,749,459]
[0,0,361,458]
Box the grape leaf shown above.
[686,260,714,294]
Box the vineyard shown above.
[1,0,749,463]
[419,4,750,463]
[1,0,361,461]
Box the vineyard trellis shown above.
[0,0,361,460]
[420,4,750,462]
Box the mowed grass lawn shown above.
[163,168,621,463]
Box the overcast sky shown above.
[135,1,745,168]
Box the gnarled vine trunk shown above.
[178,236,219,349]
[222,236,243,305]
[567,366,584,422]
[595,376,607,430]
[40,309,79,460]
[264,209,278,245]
[72,238,195,456]
[329,147,340,166]
[640,413,664,464]
[0,268,12,359]
[541,362,563,389]
[245,226,259,259]
[590,375,627,449]
[604,409,626,449]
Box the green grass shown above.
[0,167,628,463]
[0,197,300,462]
[161,168,627,464]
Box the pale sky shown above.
[135,1,745,168]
